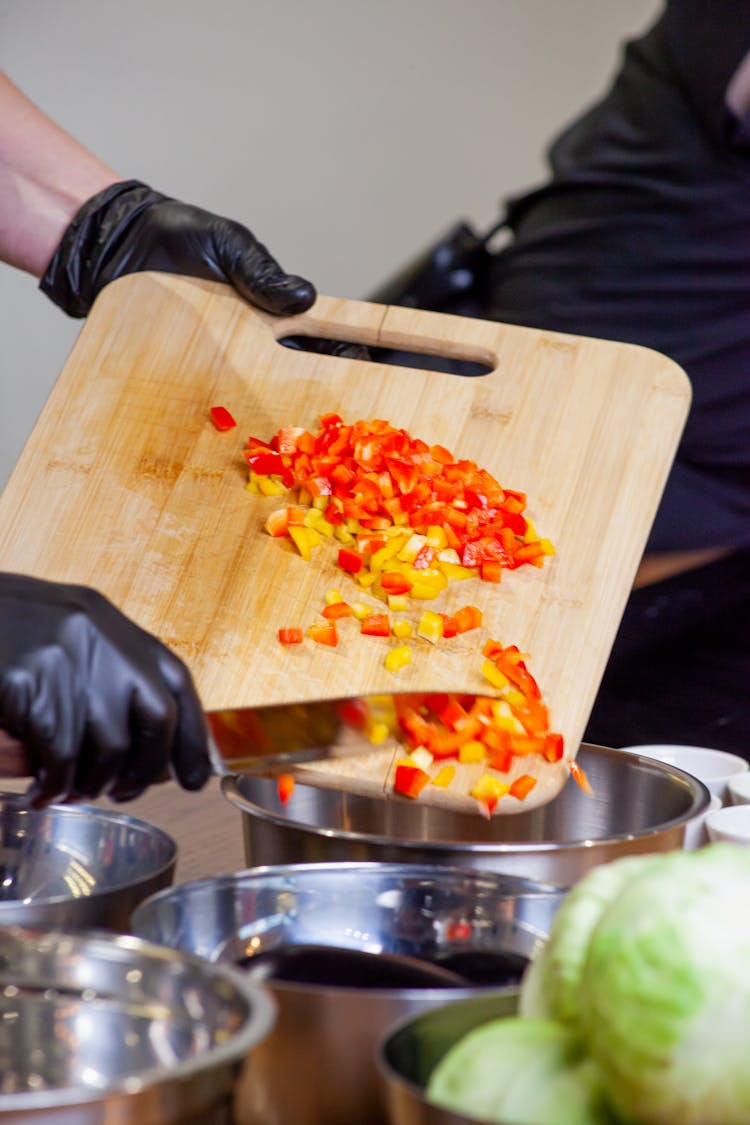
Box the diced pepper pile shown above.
[210,408,580,813]
[390,642,564,814]
[272,679,581,816]
[246,414,554,596]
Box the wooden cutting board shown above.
[0,273,691,811]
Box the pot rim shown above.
[134,859,567,903]
[0,928,275,1111]
[0,793,177,911]
[220,745,711,855]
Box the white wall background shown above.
[0,0,658,489]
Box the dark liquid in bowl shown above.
[239,944,529,989]
[432,949,529,986]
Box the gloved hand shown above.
[39,179,317,318]
[0,573,210,807]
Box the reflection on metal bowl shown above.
[380,990,521,1125]
[131,862,565,1125]
[222,744,710,886]
[0,926,274,1124]
[0,793,176,931]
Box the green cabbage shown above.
[426,1016,614,1125]
[580,845,750,1125]
[426,844,750,1125]
[520,854,660,1031]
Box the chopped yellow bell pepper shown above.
[387,593,409,612]
[384,644,412,673]
[409,569,448,600]
[367,721,391,745]
[458,740,487,764]
[438,561,477,582]
[432,764,456,788]
[257,474,287,497]
[471,773,510,810]
[417,610,444,644]
[397,533,428,563]
[481,659,510,690]
[288,525,320,560]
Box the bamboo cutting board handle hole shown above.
[278,333,494,378]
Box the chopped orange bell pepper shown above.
[321,601,354,620]
[509,774,537,800]
[277,774,295,804]
[307,619,338,647]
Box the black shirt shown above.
[488,1,750,551]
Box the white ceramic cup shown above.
[683,793,722,850]
[618,744,749,803]
[728,772,750,805]
[705,804,750,846]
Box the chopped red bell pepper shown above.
[439,614,459,639]
[360,613,390,637]
[394,763,431,800]
[277,774,295,804]
[278,627,304,645]
[542,732,565,762]
[488,747,515,773]
[210,405,237,431]
[433,696,469,731]
[337,698,369,727]
[337,547,363,574]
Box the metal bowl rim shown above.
[0,927,276,1110]
[0,793,177,908]
[132,862,558,1000]
[376,985,521,1117]
[221,745,711,855]
[132,860,567,915]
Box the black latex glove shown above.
[0,573,210,807]
[39,179,316,318]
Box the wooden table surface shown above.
[113,778,247,885]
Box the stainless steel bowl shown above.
[131,862,565,1125]
[222,744,710,886]
[380,990,520,1125]
[0,792,176,931]
[0,926,275,1124]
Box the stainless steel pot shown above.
[0,926,274,1123]
[131,862,565,1125]
[380,990,520,1125]
[0,792,176,931]
[222,744,710,886]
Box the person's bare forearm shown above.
[0,72,120,277]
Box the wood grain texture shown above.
[0,273,691,811]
